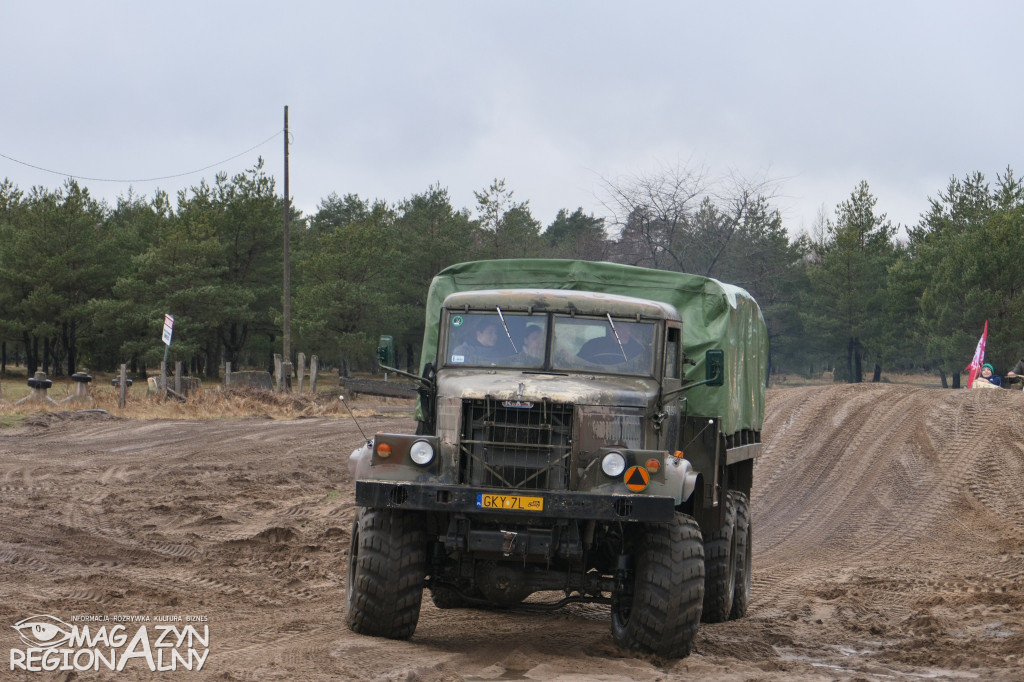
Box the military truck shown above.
[346,259,767,657]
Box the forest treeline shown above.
[1,159,1022,385]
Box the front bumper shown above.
[354,480,676,523]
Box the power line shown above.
[0,130,282,183]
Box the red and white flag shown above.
[964,320,988,388]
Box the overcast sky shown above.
[3,1,1022,237]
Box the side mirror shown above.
[377,334,395,367]
[705,349,724,386]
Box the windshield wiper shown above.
[606,313,629,362]
[496,307,519,353]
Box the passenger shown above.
[522,324,545,362]
[453,319,505,364]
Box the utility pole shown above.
[281,105,293,391]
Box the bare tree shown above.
[600,162,781,279]
[600,161,709,270]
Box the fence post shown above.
[274,354,283,392]
[174,361,182,395]
[310,355,319,394]
[224,362,232,389]
[297,352,306,394]
[282,361,293,392]
[119,364,127,408]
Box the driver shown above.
[578,322,644,364]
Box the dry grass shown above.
[0,369,953,422]
[0,376,415,422]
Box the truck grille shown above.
[460,398,573,491]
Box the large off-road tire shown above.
[346,507,427,639]
[610,512,705,658]
[701,492,738,623]
[729,492,752,619]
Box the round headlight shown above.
[601,451,627,477]
[409,440,435,466]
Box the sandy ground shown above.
[1,383,1023,681]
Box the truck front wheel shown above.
[346,507,427,639]
[610,512,705,658]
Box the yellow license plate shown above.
[476,493,544,512]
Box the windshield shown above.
[445,312,547,368]
[551,316,656,376]
[444,311,657,376]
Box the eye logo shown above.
[12,615,72,648]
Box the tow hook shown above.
[501,530,518,556]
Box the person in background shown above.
[1004,357,1024,389]
[973,363,1002,388]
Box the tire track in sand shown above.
[752,384,1024,618]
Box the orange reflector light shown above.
[673,450,685,459]
[376,443,392,458]
[624,466,650,492]
[645,458,661,473]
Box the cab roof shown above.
[442,288,681,321]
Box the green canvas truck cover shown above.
[417,259,768,435]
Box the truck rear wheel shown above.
[729,492,752,619]
[346,507,427,639]
[701,492,738,622]
[610,512,704,658]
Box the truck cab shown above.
[356,288,703,509]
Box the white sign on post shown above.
[162,314,174,346]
